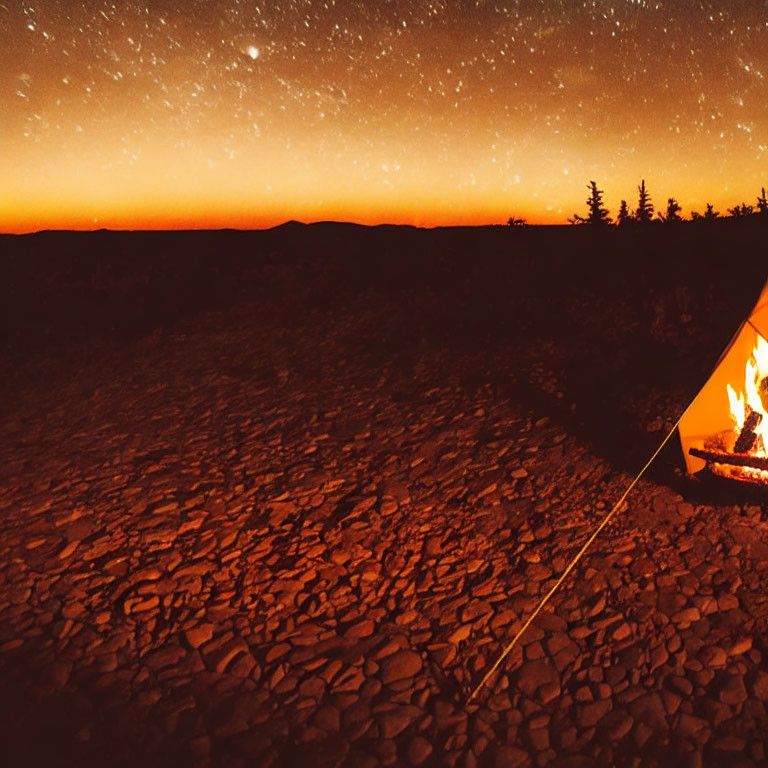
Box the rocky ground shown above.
[2,225,768,767]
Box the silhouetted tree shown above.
[616,200,632,226]
[635,179,654,223]
[660,197,682,222]
[569,181,611,225]
[585,181,611,225]
[756,187,768,215]
[691,203,719,222]
[728,203,754,218]
[507,216,527,227]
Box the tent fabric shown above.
[750,279,768,340]
[679,278,768,474]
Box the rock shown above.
[578,699,612,728]
[700,646,727,668]
[265,642,291,662]
[423,536,442,557]
[492,745,530,768]
[718,594,739,611]
[58,539,80,559]
[650,644,669,672]
[430,643,457,668]
[491,609,517,629]
[314,705,340,731]
[531,737,551,762]
[585,593,606,618]
[671,607,701,628]
[206,637,250,675]
[550,640,580,673]
[345,619,375,639]
[144,644,187,671]
[677,713,710,740]
[678,502,695,518]
[728,636,752,656]
[406,736,433,766]
[661,688,683,719]
[751,670,768,701]
[668,675,693,697]
[185,623,214,649]
[659,592,686,616]
[341,700,371,730]
[699,698,732,727]
[379,708,415,739]
[334,667,365,693]
[461,599,493,623]
[605,664,626,687]
[633,721,655,749]
[123,595,159,614]
[525,563,552,582]
[373,740,398,765]
[628,691,668,732]
[380,650,422,685]
[719,672,747,706]
[602,709,633,741]
[612,622,632,641]
[539,681,561,704]
[380,497,399,516]
[448,624,472,644]
[516,659,559,700]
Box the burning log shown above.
[734,407,763,454]
[689,447,768,472]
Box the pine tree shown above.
[585,180,612,225]
[757,187,768,215]
[663,197,682,222]
[704,203,719,220]
[616,200,632,226]
[635,179,654,223]
[728,203,754,218]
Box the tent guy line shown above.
[466,411,687,704]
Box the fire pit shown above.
[679,281,768,485]
[688,342,768,484]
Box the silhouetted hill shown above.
[2,222,766,367]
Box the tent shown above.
[679,278,768,478]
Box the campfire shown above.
[688,336,768,484]
[678,280,768,486]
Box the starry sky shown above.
[2,1,768,232]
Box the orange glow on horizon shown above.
[2,2,767,234]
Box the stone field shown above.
[2,226,768,767]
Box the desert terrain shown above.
[2,222,768,767]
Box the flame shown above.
[719,334,768,483]
[727,336,768,454]
[727,384,745,431]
